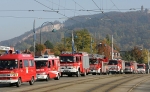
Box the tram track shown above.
[127,76,150,92]
[12,74,123,92]
[85,74,149,92]
[41,74,128,92]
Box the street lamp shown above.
[148,50,150,74]
[71,30,78,54]
[33,19,36,57]
[40,21,56,44]
[90,37,94,54]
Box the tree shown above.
[44,40,53,49]
[53,43,64,56]
[29,46,34,51]
[52,29,97,55]
[62,29,97,53]
[35,43,46,52]
[131,46,143,63]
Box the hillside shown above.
[0,10,150,51]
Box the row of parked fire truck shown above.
[0,50,146,87]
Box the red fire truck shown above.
[108,59,125,74]
[137,63,146,74]
[88,54,109,75]
[0,50,36,87]
[59,51,89,77]
[34,55,61,81]
[125,61,138,74]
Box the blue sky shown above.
[0,0,150,42]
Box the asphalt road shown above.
[0,74,149,92]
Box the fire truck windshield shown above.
[59,56,74,62]
[125,62,131,66]
[108,60,118,65]
[89,59,98,64]
[35,60,47,68]
[137,65,144,69]
[0,60,18,69]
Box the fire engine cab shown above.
[137,63,146,74]
[125,61,137,74]
[108,59,125,74]
[88,54,109,75]
[0,50,36,87]
[34,55,60,81]
[59,51,89,77]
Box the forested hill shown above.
[64,10,150,50]
[0,10,150,51]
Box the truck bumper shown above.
[36,75,47,80]
[0,79,18,83]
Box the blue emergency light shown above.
[44,56,48,58]
[15,50,20,54]
[5,50,8,54]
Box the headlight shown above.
[10,73,18,77]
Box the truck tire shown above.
[76,71,80,77]
[54,74,60,80]
[16,78,21,87]
[81,72,86,76]
[61,73,63,77]
[29,77,35,85]
[46,75,50,81]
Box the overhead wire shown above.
[35,0,99,26]
[74,1,76,17]
[110,0,121,12]
[92,0,115,22]
[0,15,66,20]
[110,0,127,19]
[72,0,105,30]
[0,8,140,12]
[0,10,58,12]
[46,0,84,17]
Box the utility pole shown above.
[33,19,36,57]
[148,50,149,74]
[72,30,75,54]
[111,35,113,59]
[90,37,93,54]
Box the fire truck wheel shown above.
[46,75,50,81]
[54,74,60,80]
[16,78,21,87]
[83,72,86,76]
[76,71,80,77]
[92,73,96,75]
[97,73,100,75]
[29,77,35,85]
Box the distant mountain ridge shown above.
[0,23,63,47]
[1,10,150,51]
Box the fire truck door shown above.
[50,60,56,78]
[23,60,30,81]
[28,60,35,79]
[19,60,26,82]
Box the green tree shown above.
[131,46,143,63]
[35,43,46,52]
[29,46,34,51]
[52,29,97,55]
[44,40,53,49]
[63,29,96,53]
